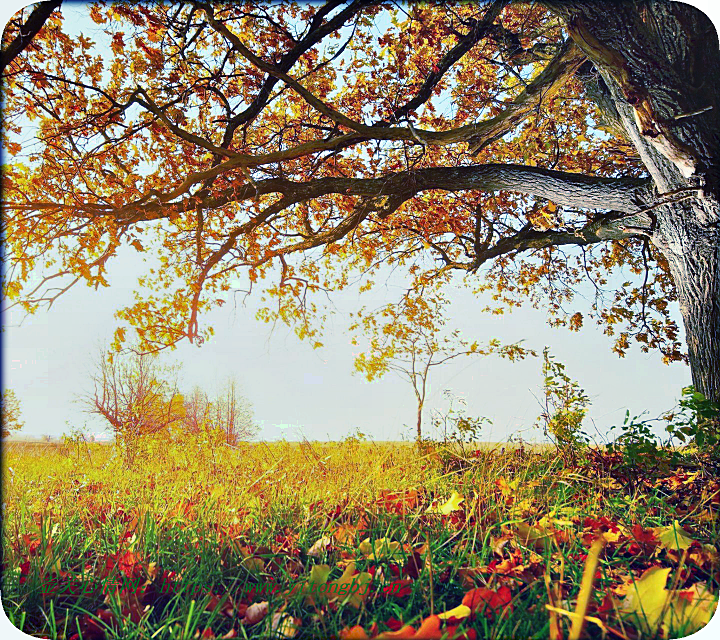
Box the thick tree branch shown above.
[468,211,649,272]
[6,164,652,223]
[467,38,587,155]
[1,0,61,75]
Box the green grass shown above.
[2,439,718,639]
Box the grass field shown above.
[2,437,718,639]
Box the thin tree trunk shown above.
[416,402,423,441]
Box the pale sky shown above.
[2,241,690,442]
[3,0,716,444]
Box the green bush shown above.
[664,386,720,455]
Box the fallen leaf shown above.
[307,535,332,558]
[438,604,471,622]
[654,521,694,552]
[359,538,405,562]
[620,566,718,636]
[427,492,464,515]
[243,601,268,626]
[328,561,373,609]
[270,612,301,638]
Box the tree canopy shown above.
[2,1,719,400]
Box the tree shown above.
[85,351,184,464]
[183,378,256,444]
[352,288,532,439]
[183,386,214,435]
[1,388,24,437]
[216,377,256,445]
[2,1,719,404]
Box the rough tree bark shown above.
[545,1,720,404]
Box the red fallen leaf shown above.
[596,593,615,617]
[205,592,235,617]
[462,586,513,620]
[385,618,404,631]
[22,534,42,555]
[583,517,620,534]
[71,608,118,640]
[18,560,31,584]
[403,552,424,579]
[115,589,146,624]
[368,564,402,580]
[626,524,659,555]
[376,490,419,514]
[630,524,658,544]
[97,550,142,582]
[382,579,414,598]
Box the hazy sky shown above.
[2,241,690,443]
[3,0,716,444]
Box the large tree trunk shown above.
[666,220,720,400]
[552,0,720,404]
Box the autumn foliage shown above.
[2,0,688,366]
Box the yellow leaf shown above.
[664,583,718,635]
[427,491,464,515]
[271,613,301,638]
[517,522,555,551]
[301,563,331,606]
[327,562,372,609]
[620,567,718,636]
[308,563,332,586]
[358,538,404,562]
[438,604,471,620]
[621,567,672,634]
[654,520,694,551]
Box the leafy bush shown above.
[422,390,491,472]
[605,387,720,483]
[607,411,672,476]
[664,386,720,455]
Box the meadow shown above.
[2,435,718,640]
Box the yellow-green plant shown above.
[536,347,590,454]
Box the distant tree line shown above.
[85,351,256,465]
